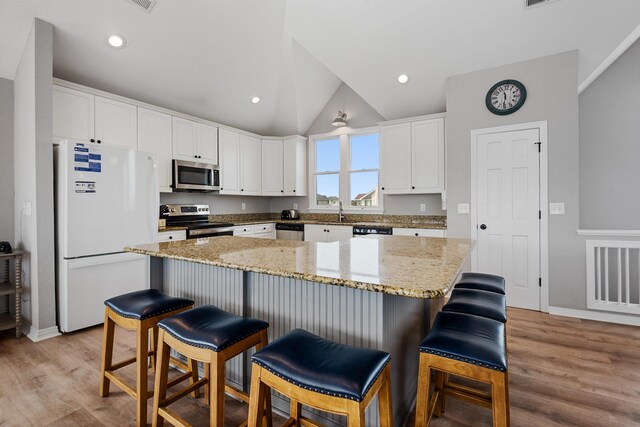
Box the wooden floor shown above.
[0,308,639,426]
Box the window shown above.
[310,129,381,211]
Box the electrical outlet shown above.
[22,202,32,216]
[420,203,426,212]
[457,203,470,214]
[549,203,565,215]
[241,203,246,211]
[293,203,298,210]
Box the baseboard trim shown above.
[23,324,61,342]
[548,306,640,327]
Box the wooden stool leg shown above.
[136,320,150,427]
[248,365,266,427]
[210,353,226,427]
[491,371,509,427]
[256,330,272,427]
[415,353,431,427]
[150,325,159,371]
[290,400,302,426]
[440,373,449,414]
[204,362,210,405]
[152,329,170,427]
[347,401,365,427]
[378,364,393,427]
[433,371,444,417]
[99,309,115,397]
[189,358,200,398]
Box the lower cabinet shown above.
[233,223,274,239]
[304,224,353,243]
[157,230,187,242]
[393,228,446,238]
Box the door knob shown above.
[480,224,487,230]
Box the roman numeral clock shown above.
[485,79,527,115]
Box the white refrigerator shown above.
[55,140,158,332]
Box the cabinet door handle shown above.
[381,186,385,190]
[293,189,296,193]
[415,233,419,236]
[97,140,101,144]
[90,138,95,143]
[412,186,415,190]
[169,236,173,240]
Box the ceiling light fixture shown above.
[332,111,347,127]
[251,97,260,104]
[397,74,409,84]
[107,34,127,49]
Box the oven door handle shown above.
[188,227,235,237]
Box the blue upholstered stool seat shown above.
[252,329,390,402]
[420,311,506,372]
[158,305,268,352]
[443,288,507,323]
[454,272,506,295]
[104,289,194,320]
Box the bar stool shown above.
[443,288,507,323]
[100,289,196,427]
[415,311,509,427]
[454,272,505,295]
[247,328,393,427]
[152,305,269,427]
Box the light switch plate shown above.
[420,203,426,212]
[22,202,32,216]
[458,203,470,214]
[241,203,246,211]
[549,203,565,215]
[293,203,298,210]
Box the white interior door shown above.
[476,127,541,310]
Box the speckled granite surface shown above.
[126,235,473,299]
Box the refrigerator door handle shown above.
[147,153,160,240]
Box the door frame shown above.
[470,121,549,312]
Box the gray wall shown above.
[446,51,582,310]
[13,19,56,332]
[579,39,640,229]
[160,192,271,214]
[0,78,13,243]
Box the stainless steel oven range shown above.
[160,204,233,239]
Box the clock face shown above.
[486,80,527,115]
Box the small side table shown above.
[0,251,23,338]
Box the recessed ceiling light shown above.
[107,34,126,49]
[397,74,409,84]
[251,97,260,104]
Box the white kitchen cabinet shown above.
[283,136,307,196]
[380,123,412,194]
[138,108,173,192]
[380,117,445,194]
[94,96,138,149]
[261,139,284,196]
[53,85,95,143]
[53,86,138,148]
[157,230,187,242]
[173,118,218,163]
[304,224,353,243]
[393,228,446,238]
[219,128,241,194]
[240,135,262,195]
[233,223,274,239]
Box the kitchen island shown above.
[126,235,473,426]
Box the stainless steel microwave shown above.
[172,159,220,192]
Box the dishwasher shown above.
[275,223,304,240]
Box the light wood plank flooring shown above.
[0,308,639,426]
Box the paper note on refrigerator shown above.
[73,143,102,173]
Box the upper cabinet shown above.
[53,85,137,148]
[218,128,241,194]
[379,117,445,194]
[283,136,307,196]
[261,139,284,196]
[240,135,262,195]
[172,117,218,164]
[138,108,173,193]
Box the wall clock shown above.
[485,79,527,115]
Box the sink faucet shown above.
[338,199,345,222]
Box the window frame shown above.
[308,126,383,213]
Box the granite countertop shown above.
[159,219,447,232]
[126,235,473,299]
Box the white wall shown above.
[13,19,56,335]
[0,78,13,243]
[446,51,582,310]
[579,38,640,229]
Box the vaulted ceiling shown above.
[1,0,640,136]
